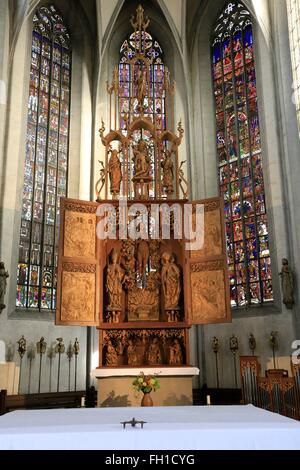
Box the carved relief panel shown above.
[56,199,101,326]
[184,197,231,325]
[99,201,186,326]
[99,328,188,367]
[64,210,96,258]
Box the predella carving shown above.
[102,329,185,367]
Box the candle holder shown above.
[73,338,80,391]
[47,343,56,392]
[36,337,47,393]
[27,344,36,394]
[55,338,65,392]
[229,335,239,388]
[248,333,256,356]
[66,342,75,392]
[211,336,220,388]
[17,335,26,394]
[269,331,278,369]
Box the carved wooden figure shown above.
[161,149,174,195]
[147,338,162,365]
[106,249,124,310]
[169,339,183,365]
[105,340,119,366]
[161,252,181,309]
[108,149,122,197]
[127,339,139,366]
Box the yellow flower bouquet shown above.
[132,372,160,394]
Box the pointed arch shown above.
[287,0,300,135]
[16,4,71,310]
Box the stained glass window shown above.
[287,0,300,134]
[16,5,71,310]
[119,32,165,135]
[212,2,273,308]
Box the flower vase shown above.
[141,391,153,407]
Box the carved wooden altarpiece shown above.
[56,5,231,369]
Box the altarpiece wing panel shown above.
[56,198,101,326]
[185,198,231,325]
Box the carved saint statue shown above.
[106,249,124,309]
[169,339,183,365]
[279,258,294,309]
[108,149,122,196]
[133,140,150,179]
[116,336,125,356]
[147,338,162,365]
[0,262,9,311]
[161,149,174,194]
[105,340,118,366]
[161,252,181,309]
[127,339,138,366]
[137,239,149,276]
[136,68,147,111]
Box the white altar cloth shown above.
[0,405,300,450]
[92,367,199,378]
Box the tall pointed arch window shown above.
[16,5,71,310]
[118,24,167,198]
[212,2,273,308]
[287,0,300,134]
[119,30,166,137]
